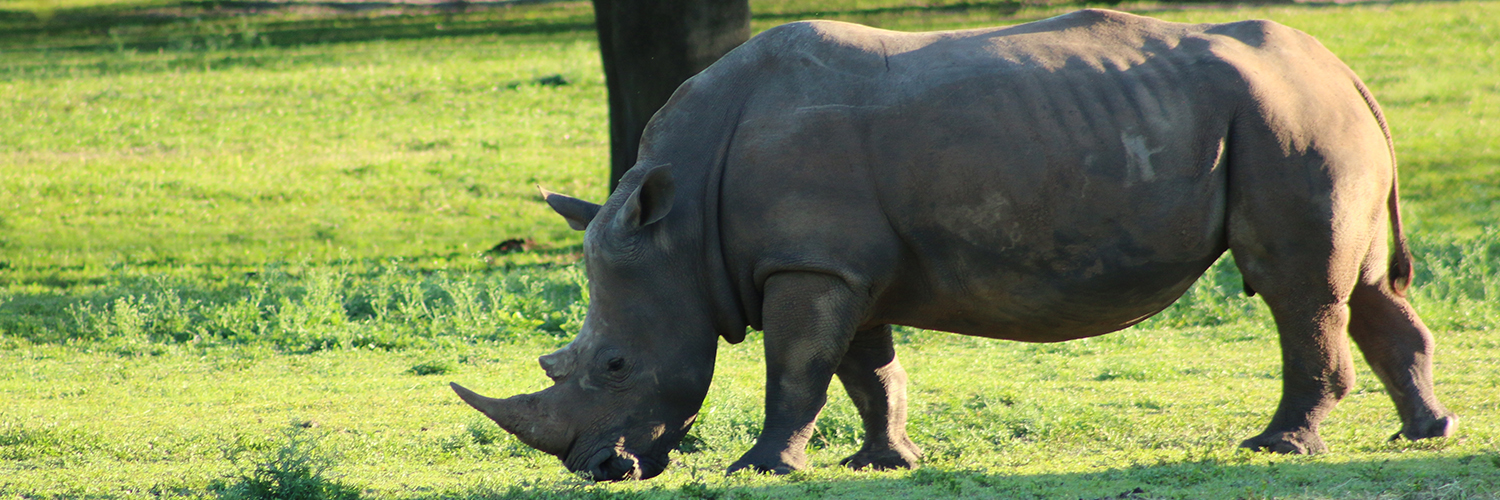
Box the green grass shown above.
[217,426,362,500]
[3,320,1497,498]
[2,0,1499,498]
[0,30,608,273]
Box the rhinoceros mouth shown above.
[571,446,666,481]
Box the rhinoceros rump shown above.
[452,10,1457,480]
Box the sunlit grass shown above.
[1,35,608,272]
[3,319,1496,498]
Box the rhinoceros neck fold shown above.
[703,104,753,342]
[637,73,754,343]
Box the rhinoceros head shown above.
[452,163,724,481]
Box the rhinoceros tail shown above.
[1354,77,1413,296]
[1387,180,1415,296]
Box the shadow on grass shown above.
[752,0,1030,22]
[0,0,1107,55]
[0,0,597,54]
[1,0,1423,60]
[463,454,1500,499]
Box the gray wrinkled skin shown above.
[452,9,1457,480]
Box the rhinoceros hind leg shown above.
[835,325,922,471]
[1347,282,1458,442]
[1230,239,1357,455]
[728,272,869,476]
[1230,284,1354,455]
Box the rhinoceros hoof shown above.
[1392,414,1458,442]
[840,440,922,471]
[839,450,920,471]
[726,460,797,476]
[727,451,804,476]
[1239,429,1327,454]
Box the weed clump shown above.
[407,359,454,376]
[217,426,361,500]
[11,262,589,353]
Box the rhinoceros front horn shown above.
[450,382,571,457]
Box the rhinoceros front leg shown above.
[835,325,922,470]
[728,272,866,475]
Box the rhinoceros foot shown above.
[1239,429,1327,454]
[1391,413,1458,442]
[839,438,922,471]
[726,448,805,476]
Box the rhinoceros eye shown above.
[606,357,626,372]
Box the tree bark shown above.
[592,0,751,192]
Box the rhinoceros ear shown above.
[617,163,675,229]
[540,186,601,231]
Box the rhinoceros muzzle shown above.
[573,445,666,481]
[451,381,674,481]
[565,424,678,481]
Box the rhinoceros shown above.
[450,9,1457,480]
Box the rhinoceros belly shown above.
[870,120,1231,341]
[876,226,1225,342]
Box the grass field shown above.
[3,0,1499,498]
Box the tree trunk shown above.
[593,0,751,192]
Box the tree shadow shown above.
[0,0,1409,55]
[753,0,1031,23]
[0,0,1114,54]
[0,0,597,53]
[463,454,1500,499]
